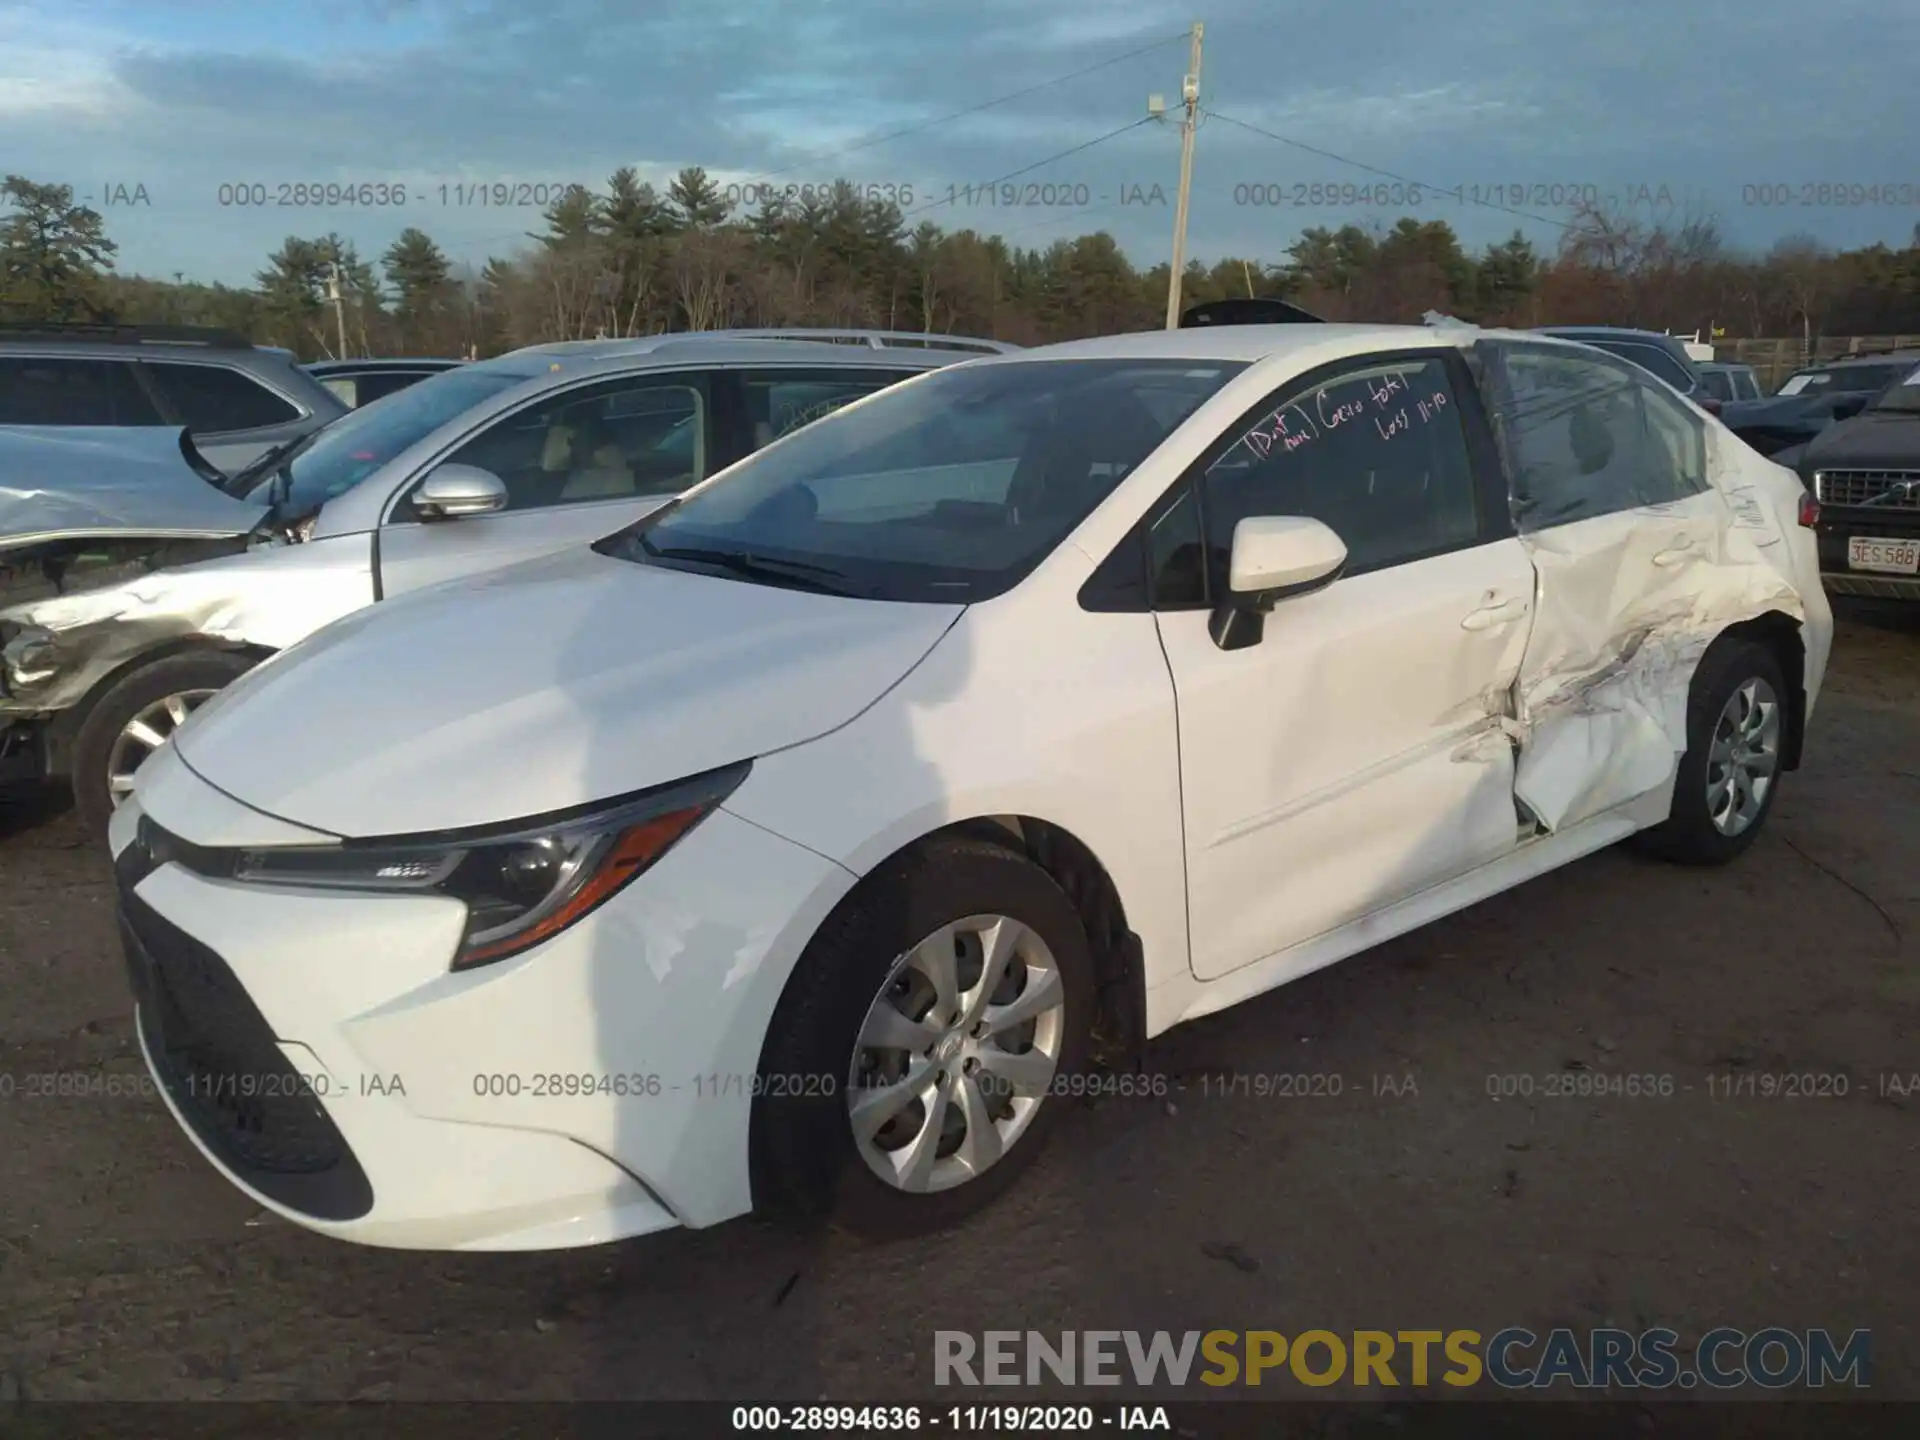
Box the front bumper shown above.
[112,752,856,1251]
[1816,502,1920,602]
[0,719,48,786]
[1820,569,1920,601]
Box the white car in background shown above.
[2,334,969,832]
[111,322,1830,1251]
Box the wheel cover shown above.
[1707,675,1780,836]
[847,913,1067,1194]
[105,689,218,807]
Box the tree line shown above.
[4,169,1920,360]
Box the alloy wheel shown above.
[1706,675,1780,836]
[106,689,217,807]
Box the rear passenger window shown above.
[145,362,302,431]
[1637,380,1709,503]
[741,369,908,450]
[1484,344,1707,528]
[1197,354,1482,579]
[0,357,163,425]
[318,375,360,407]
[1599,341,1696,393]
[353,371,431,405]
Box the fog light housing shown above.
[1,624,58,692]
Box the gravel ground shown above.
[1,605,1915,1405]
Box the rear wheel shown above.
[751,836,1094,1238]
[69,651,257,838]
[1633,637,1787,866]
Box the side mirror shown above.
[414,464,508,520]
[1208,515,1348,651]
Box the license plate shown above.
[1848,536,1920,574]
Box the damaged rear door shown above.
[1475,339,1741,832]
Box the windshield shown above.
[1866,364,1920,413]
[249,365,534,515]
[1777,363,1913,398]
[604,358,1246,603]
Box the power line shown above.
[1200,107,1578,233]
[901,116,1160,222]
[741,31,1191,187]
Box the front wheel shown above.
[1633,637,1788,866]
[751,836,1095,1238]
[69,650,257,838]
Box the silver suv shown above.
[1,332,990,830]
[0,323,349,471]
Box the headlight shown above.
[231,761,749,970]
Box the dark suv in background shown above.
[1534,326,1721,413]
[1794,368,1920,604]
[0,323,347,472]
[1725,351,1920,461]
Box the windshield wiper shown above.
[645,544,861,595]
[222,430,317,499]
[221,437,298,496]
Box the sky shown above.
[4,0,1918,288]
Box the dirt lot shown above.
[2,605,1916,1406]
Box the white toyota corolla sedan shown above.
[110,322,1832,1251]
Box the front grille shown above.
[1814,469,1920,509]
[119,824,373,1221]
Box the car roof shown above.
[1697,361,1752,372]
[964,321,1642,369]
[0,336,288,363]
[474,336,964,380]
[1535,325,1689,346]
[304,357,465,373]
[976,323,1464,366]
[1797,351,1920,369]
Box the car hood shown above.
[0,426,267,550]
[1799,411,1920,473]
[174,545,964,837]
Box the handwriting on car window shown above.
[1229,367,1448,464]
[775,393,860,435]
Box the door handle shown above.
[1461,598,1526,631]
[1653,540,1700,567]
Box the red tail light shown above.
[1797,492,1820,528]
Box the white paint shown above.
[123,322,1834,1251]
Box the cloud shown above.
[1,0,1916,282]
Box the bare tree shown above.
[1768,234,1834,358]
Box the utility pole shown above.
[1163,20,1204,329]
[325,260,349,359]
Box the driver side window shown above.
[432,375,709,513]
[1196,353,1482,584]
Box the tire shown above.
[1632,637,1788,866]
[751,835,1095,1239]
[69,650,258,838]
